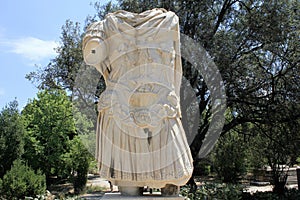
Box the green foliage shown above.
[248,118,300,194]
[70,110,95,193]
[1,159,46,200]
[21,89,76,182]
[21,89,93,193]
[246,134,268,169]
[64,136,92,194]
[194,161,211,176]
[213,131,247,183]
[182,185,300,200]
[181,183,243,200]
[0,178,2,193]
[85,185,105,194]
[73,109,96,157]
[0,100,24,178]
[242,189,300,200]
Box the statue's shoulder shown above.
[105,8,177,19]
[86,20,105,32]
[83,20,106,47]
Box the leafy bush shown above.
[64,136,92,194]
[242,189,300,200]
[194,160,211,176]
[181,182,243,200]
[213,132,247,183]
[297,157,300,165]
[242,192,279,200]
[181,184,300,200]
[1,159,46,199]
[0,178,2,193]
[85,185,105,194]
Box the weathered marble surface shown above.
[83,8,193,190]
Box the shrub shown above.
[0,178,2,193]
[1,159,46,199]
[242,189,300,200]
[181,183,300,200]
[194,160,211,176]
[181,182,243,200]
[64,137,92,194]
[213,132,247,184]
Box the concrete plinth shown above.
[102,193,185,200]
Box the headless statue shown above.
[83,8,193,196]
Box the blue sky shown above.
[0,0,112,110]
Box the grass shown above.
[85,185,106,194]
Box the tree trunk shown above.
[272,173,287,195]
[186,174,197,193]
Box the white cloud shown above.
[0,36,58,63]
[8,37,58,62]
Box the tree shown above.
[26,20,83,91]
[249,115,300,194]
[21,89,77,184]
[0,100,24,178]
[25,0,300,191]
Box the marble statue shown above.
[83,8,193,196]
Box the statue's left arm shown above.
[172,14,183,117]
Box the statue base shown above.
[102,193,184,199]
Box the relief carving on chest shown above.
[97,63,180,130]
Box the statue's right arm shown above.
[82,21,107,67]
[83,38,107,66]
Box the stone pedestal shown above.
[102,193,185,200]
